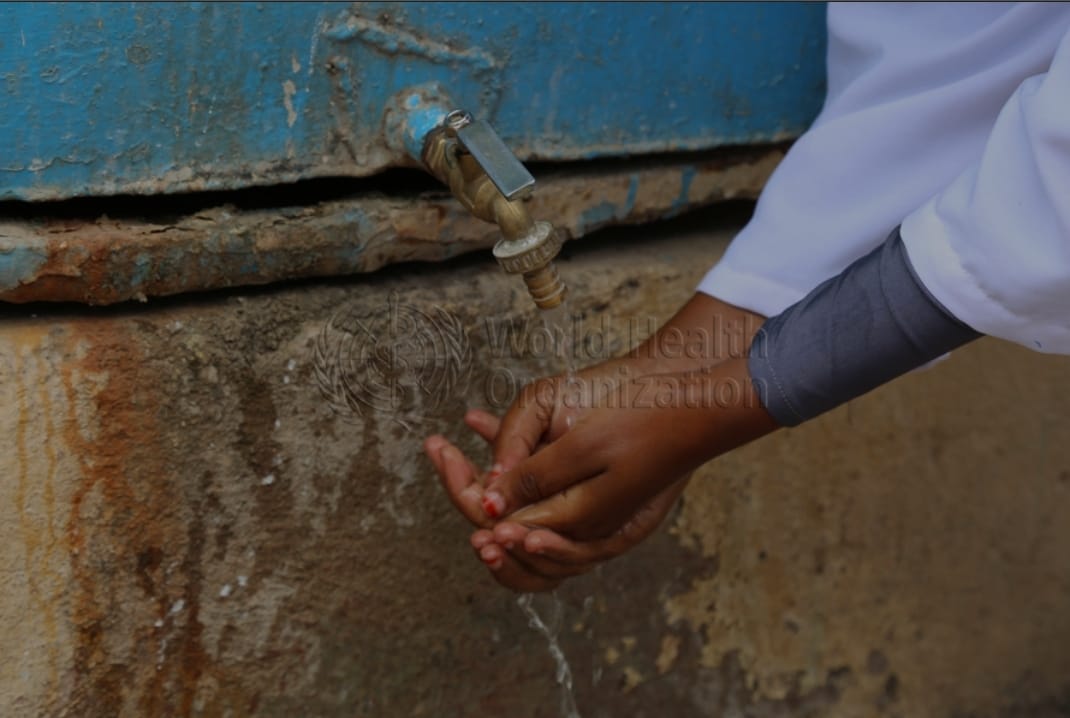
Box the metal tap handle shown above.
[445,110,535,200]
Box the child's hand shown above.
[425,409,685,592]
[477,294,771,540]
[482,356,778,541]
[479,476,690,592]
[424,293,773,591]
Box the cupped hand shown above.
[486,293,764,480]
[424,293,773,591]
[483,356,777,540]
[478,294,772,539]
[424,408,690,592]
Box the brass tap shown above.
[421,110,567,310]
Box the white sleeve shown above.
[901,26,1070,355]
[698,3,1070,325]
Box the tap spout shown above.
[420,110,567,310]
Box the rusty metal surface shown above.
[0,3,825,201]
[0,149,783,305]
[2,216,1069,716]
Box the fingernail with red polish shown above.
[479,546,503,571]
[482,491,505,518]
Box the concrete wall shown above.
[2,210,1069,717]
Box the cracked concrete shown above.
[1,207,1068,717]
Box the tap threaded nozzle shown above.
[523,263,568,310]
[492,221,568,310]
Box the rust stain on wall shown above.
[12,340,63,700]
[55,319,243,716]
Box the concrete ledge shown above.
[0,148,781,305]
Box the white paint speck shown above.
[261,473,275,486]
[154,618,164,628]
[282,375,290,385]
[286,358,297,371]
[219,584,232,599]
[273,418,281,430]
[169,599,185,615]
[237,575,248,588]
[308,14,324,76]
[282,80,298,128]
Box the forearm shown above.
[685,356,781,462]
[626,293,765,374]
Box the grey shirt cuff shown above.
[748,227,981,427]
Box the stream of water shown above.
[540,299,579,430]
[517,592,581,718]
[539,299,578,378]
[512,298,583,718]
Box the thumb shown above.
[481,431,605,519]
[491,377,558,474]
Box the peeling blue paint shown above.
[674,166,696,213]
[392,88,453,163]
[0,2,827,201]
[580,202,622,229]
[579,174,643,228]
[129,252,153,288]
[403,105,446,160]
[624,175,639,216]
[0,246,47,292]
